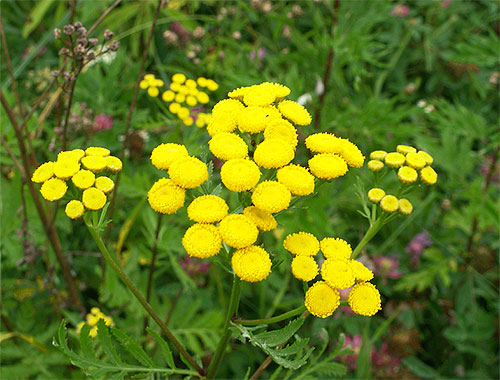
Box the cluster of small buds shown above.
[31,147,122,219]
[287,4,303,18]
[53,24,119,79]
[283,232,381,318]
[141,73,217,127]
[76,307,114,338]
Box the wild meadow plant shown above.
[30,82,437,378]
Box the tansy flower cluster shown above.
[31,147,122,219]
[366,145,437,215]
[76,307,114,338]
[141,72,217,127]
[283,232,381,318]
[147,82,366,286]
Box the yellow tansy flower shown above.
[58,149,85,162]
[182,223,222,258]
[177,107,189,119]
[399,198,413,215]
[405,152,426,169]
[40,178,67,201]
[384,152,405,168]
[218,214,258,249]
[172,73,186,83]
[308,153,348,180]
[209,133,248,161]
[220,158,261,192]
[276,164,315,196]
[207,114,238,137]
[148,178,185,214]
[367,188,385,203]
[253,139,295,169]
[169,102,181,114]
[232,246,272,282]
[398,166,418,183]
[65,200,84,219]
[212,99,245,117]
[148,87,159,97]
[420,166,438,185]
[238,106,278,134]
[305,133,341,154]
[82,187,107,210]
[417,150,433,165]
[349,260,374,282]
[81,156,107,172]
[368,159,384,172]
[291,256,319,282]
[106,156,122,172]
[95,176,114,193]
[396,145,417,154]
[168,156,208,189]
[85,147,110,157]
[54,159,80,179]
[72,169,95,189]
[196,91,210,104]
[339,138,365,168]
[277,100,312,125]
[369,150,387,160]
[320,238,352,260]
[206,79,219,91]
[348,282,381,316]
[380,195,399,213]
[283,232,320,256]
[32,162,55,183]
[321,259,355,290]
[304,281,340,318]
[162,90,175,102]
[242,85,276,107]
[251,180,291,213]
[187,195,228,223]
[150,143,189,170]
[243,206,277,231]
[263,118,298,149]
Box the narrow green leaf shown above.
[146,328,175,369]
[312,362,347,378]
[255,318,305,347]
[402,356,438,379]
[96,319,122,365]
[111,328,154,367]
[22,0,56,38]
[79,324,95,359]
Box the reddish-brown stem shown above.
[1,91,84,314]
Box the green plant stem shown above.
[85,224,204,376]
[352,214,388,259]
[235,305,306,326]
[206,275,241,379]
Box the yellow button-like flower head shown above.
[85,147,110,157]
[243,206,277,231]
[182,224,222,258]
[65,200,84,219]
[219,214,258,249]
[212,99,245,117]
[148,178,185,214]
[339,138,365,168]
[396,145,417,154]
[368,159,384,172]
[369,150,387,160]
[420,166,438,185]
[58,149,85,162]
[277,164,315,196]
[162,90,175,102]
[187,195,228,223]
[308,153,348,180]
[384,152,405,168]
[243,85,276,107]
[82,187,107,210]
[81,156,107,172]
[40,178,67,201]
[349,260,374,282]
[263,118,298,149]
[291,256,319,282]
[54,159,80,179]
[321,259,355,289]
[106,156,122,172]
[283,232,319,256]
[348,282,381,316]
[278,100,311,125]
[238,106,279,134]
[304,281,340,318]
[95,176,115,193]
[220,158,261,192]
[254,139,295,169]
[320,238,351,260]
[150,143,189,170]
[367,188,385,203]
[232,245,272,282]
[417,150,433,165]
[228,86,251,100]
[398,166,418,183]
[168,156,208,189]
[172,73,186,83]
[398,198,413,215]
[405,152,426,169]
[32,161,55,183]
[209,133,248,161]
[251,180,291,213]
[72,169,95,189]
[207,113,238,136]
[380,195,399,213]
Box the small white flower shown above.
[297,93,312,106]
[315,78,325,96]
[417,99,427,108]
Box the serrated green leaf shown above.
[270,347,315,369]
[312,362,347,378]
[146,328,175,369]
[79,324,95,359]
[270,337,309,356]
[96,319,122,365]
[111,328,154,367]
[255,318,305,347]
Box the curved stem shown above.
[352,214,387,259]
[206,275,241,379]
[144,213,163,331]
[235,305,306,326]
[85,224,204,376]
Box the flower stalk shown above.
[352,213,388,259]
